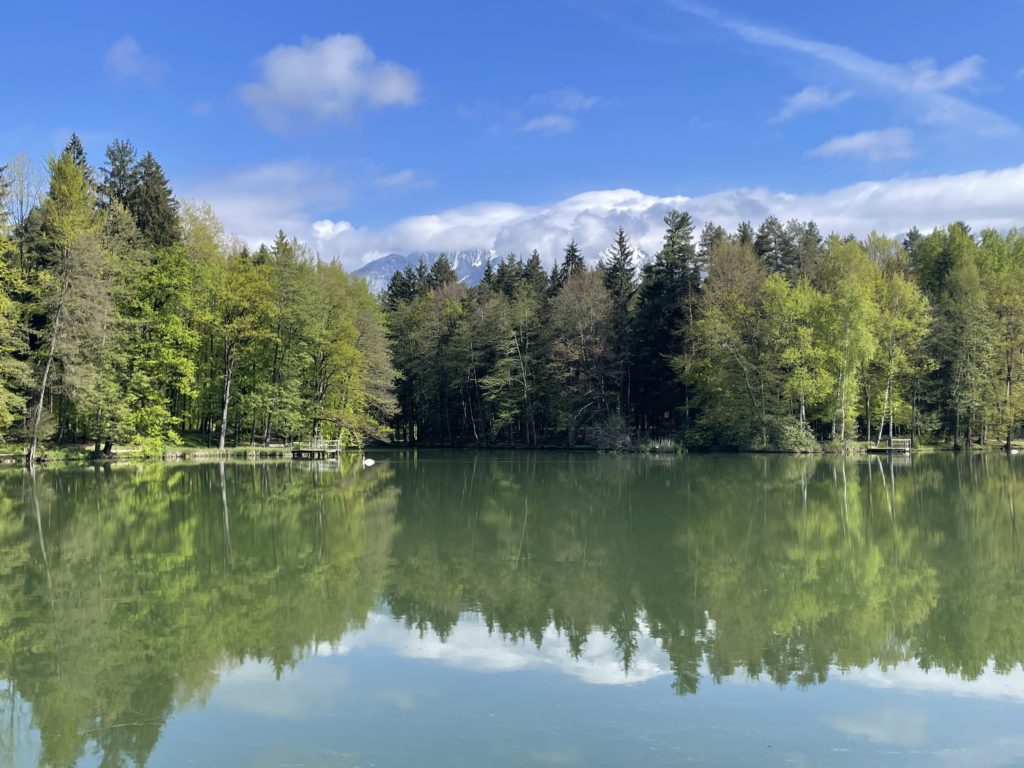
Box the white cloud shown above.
[529,87,601,112]
[811,128,914,161]
[771,85,852,122]
[671,1,1015,137]
[522,114,577,135]
[842,660,1024,703]
[827,709,928,747]
[240,34,419,132]
[315,611,672,686]
[190,162,1024,272]
[104,36,166,86]
[186,160,348,246]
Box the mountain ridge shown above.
[354,247,651,292]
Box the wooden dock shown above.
[291,440,341,460]
[867,437,911,454]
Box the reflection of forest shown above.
[1,452,1022,766]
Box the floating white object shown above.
[363,457,376,467]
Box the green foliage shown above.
[4,133,1024,454]
[3,137,394,457]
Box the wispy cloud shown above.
[771,85,852,123]
[529,87,601,112]
[670,1,1015,137]
[240,34,419,132]
[811,128,914,161]
[519,87,600,135]
[374,168,434,189]
[105,36,167,86]
[521,114,577,135]
[186,160,348,245]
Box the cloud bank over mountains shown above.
[203,163,1024,270]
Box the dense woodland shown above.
[0,136,395,461]
[2,134,1024,454]
[384,208,1022,451]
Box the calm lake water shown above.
[1,452,1023,767]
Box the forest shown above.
[2,133,1023,455]
[0,136,395,462]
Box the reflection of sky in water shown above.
[135,612,1024,768]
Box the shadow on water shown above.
[0,451,1022,765]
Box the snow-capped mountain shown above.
[355,250,497,293]
[355,247,652,294]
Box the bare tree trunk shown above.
[219,343,234,451]
[27,306,63,465]
[876,378,891,447]
[1006,356,1014,449]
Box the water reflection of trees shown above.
[0,458,398,767]
[382,452,1024,693]
[0,452,1023,765]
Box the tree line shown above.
[384,211,1024,450]
[0,135,395,460]
[4,134,1024,454]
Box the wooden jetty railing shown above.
[291,439,341,460]
[869,437,911,454]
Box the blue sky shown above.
[4,0,1024,267]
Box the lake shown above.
[1,452,1023,767]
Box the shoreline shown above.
[3,440,1021,467]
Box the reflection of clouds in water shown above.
[827,708,928,747]
[841,662,1024,703]
[222,612,1024,705]
[214,663,352,719]
[320,611,673,686]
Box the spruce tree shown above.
[99,139,140,209]
[735,221,755,248]
[600,227,637,306]
[63,133,90,174]
[130,152,180,247]
[754,216,798,279]
[524,249,548,295]
[697,221,726,279]
[559,239,585,284]
[427,253,459,289]
[633,211,697,432]
[600,227,637,414]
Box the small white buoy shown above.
[362,457,376,467]
[1011,449,1020,456]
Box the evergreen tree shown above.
[734,221,754,248]
[427,253,459,289]
[63,133,90,176]
[524,249,548,295]
[559,239,585,285]
[130,152,180,247]
[754,215,798,279]
[99,139,140,209]
[788,219,825,281]
[697,221,726,278]
[600,227,637,306]
[633,210,697,433]
[600,228,638,413]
